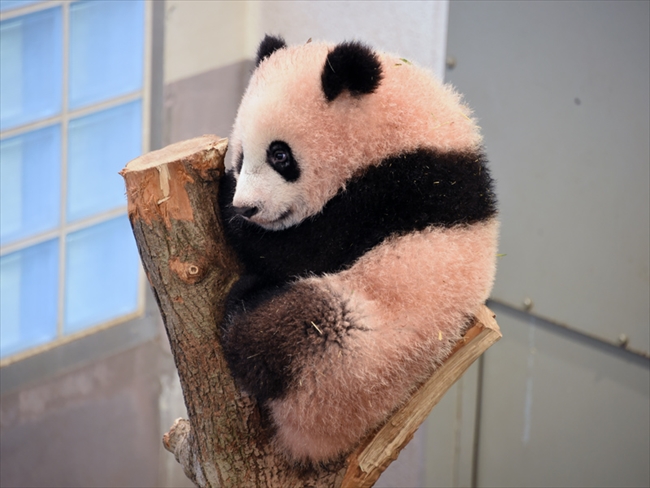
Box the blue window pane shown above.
[67,100,141,222]
[0,1,40,12]
[0,7,62,131]
[0,239,59,358]
[69,0,144,109]
[1,125,61,245]
[64,215,139,333]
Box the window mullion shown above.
[57,0,70,338]
[0,0,66,22]
[136,0,154,313]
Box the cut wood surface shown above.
[121,135,501,488]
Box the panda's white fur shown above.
[229,40,481,229]
[219,36,499,463]
[231,166,298,229]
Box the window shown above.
[0,0,151,361]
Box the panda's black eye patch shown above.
[235,151,244,174]
[267,141,300,182]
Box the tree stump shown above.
[120,135,501,488]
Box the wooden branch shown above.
[121,135,501,488]
[341,306,500,488]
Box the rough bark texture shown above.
[121,135,501,488]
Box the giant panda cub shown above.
[219,35,498,463]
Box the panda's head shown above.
[228,35,482,231]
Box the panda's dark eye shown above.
[267,141,300,182]
[271,150,289,168]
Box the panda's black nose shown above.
[232,205,259,218]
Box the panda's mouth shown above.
[250,208,294,230]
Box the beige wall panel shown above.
[163,60,254,146]
[164,0,253,83]
[256,0,448,77]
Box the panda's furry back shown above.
[218,36,498,463]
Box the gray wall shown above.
[0,308,193,488]
[448,0,649,353]
[446,1,650,486]
[1,338,162,487]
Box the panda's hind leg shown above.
[221,278,364,407]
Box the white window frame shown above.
[0,0,156,368]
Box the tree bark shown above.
[121,135,501,488]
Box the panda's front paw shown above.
[224,274,265,315]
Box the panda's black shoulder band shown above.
[321,41,383,102]
[219,149,497,284]
[256,35,287,67]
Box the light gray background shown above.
[448,0,649,353]
[446,1,650,486]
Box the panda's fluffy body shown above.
[219,36,498,463]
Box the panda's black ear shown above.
[321,41,383,102]
[256,35,287,67]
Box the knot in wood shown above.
[169,257,206,284]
